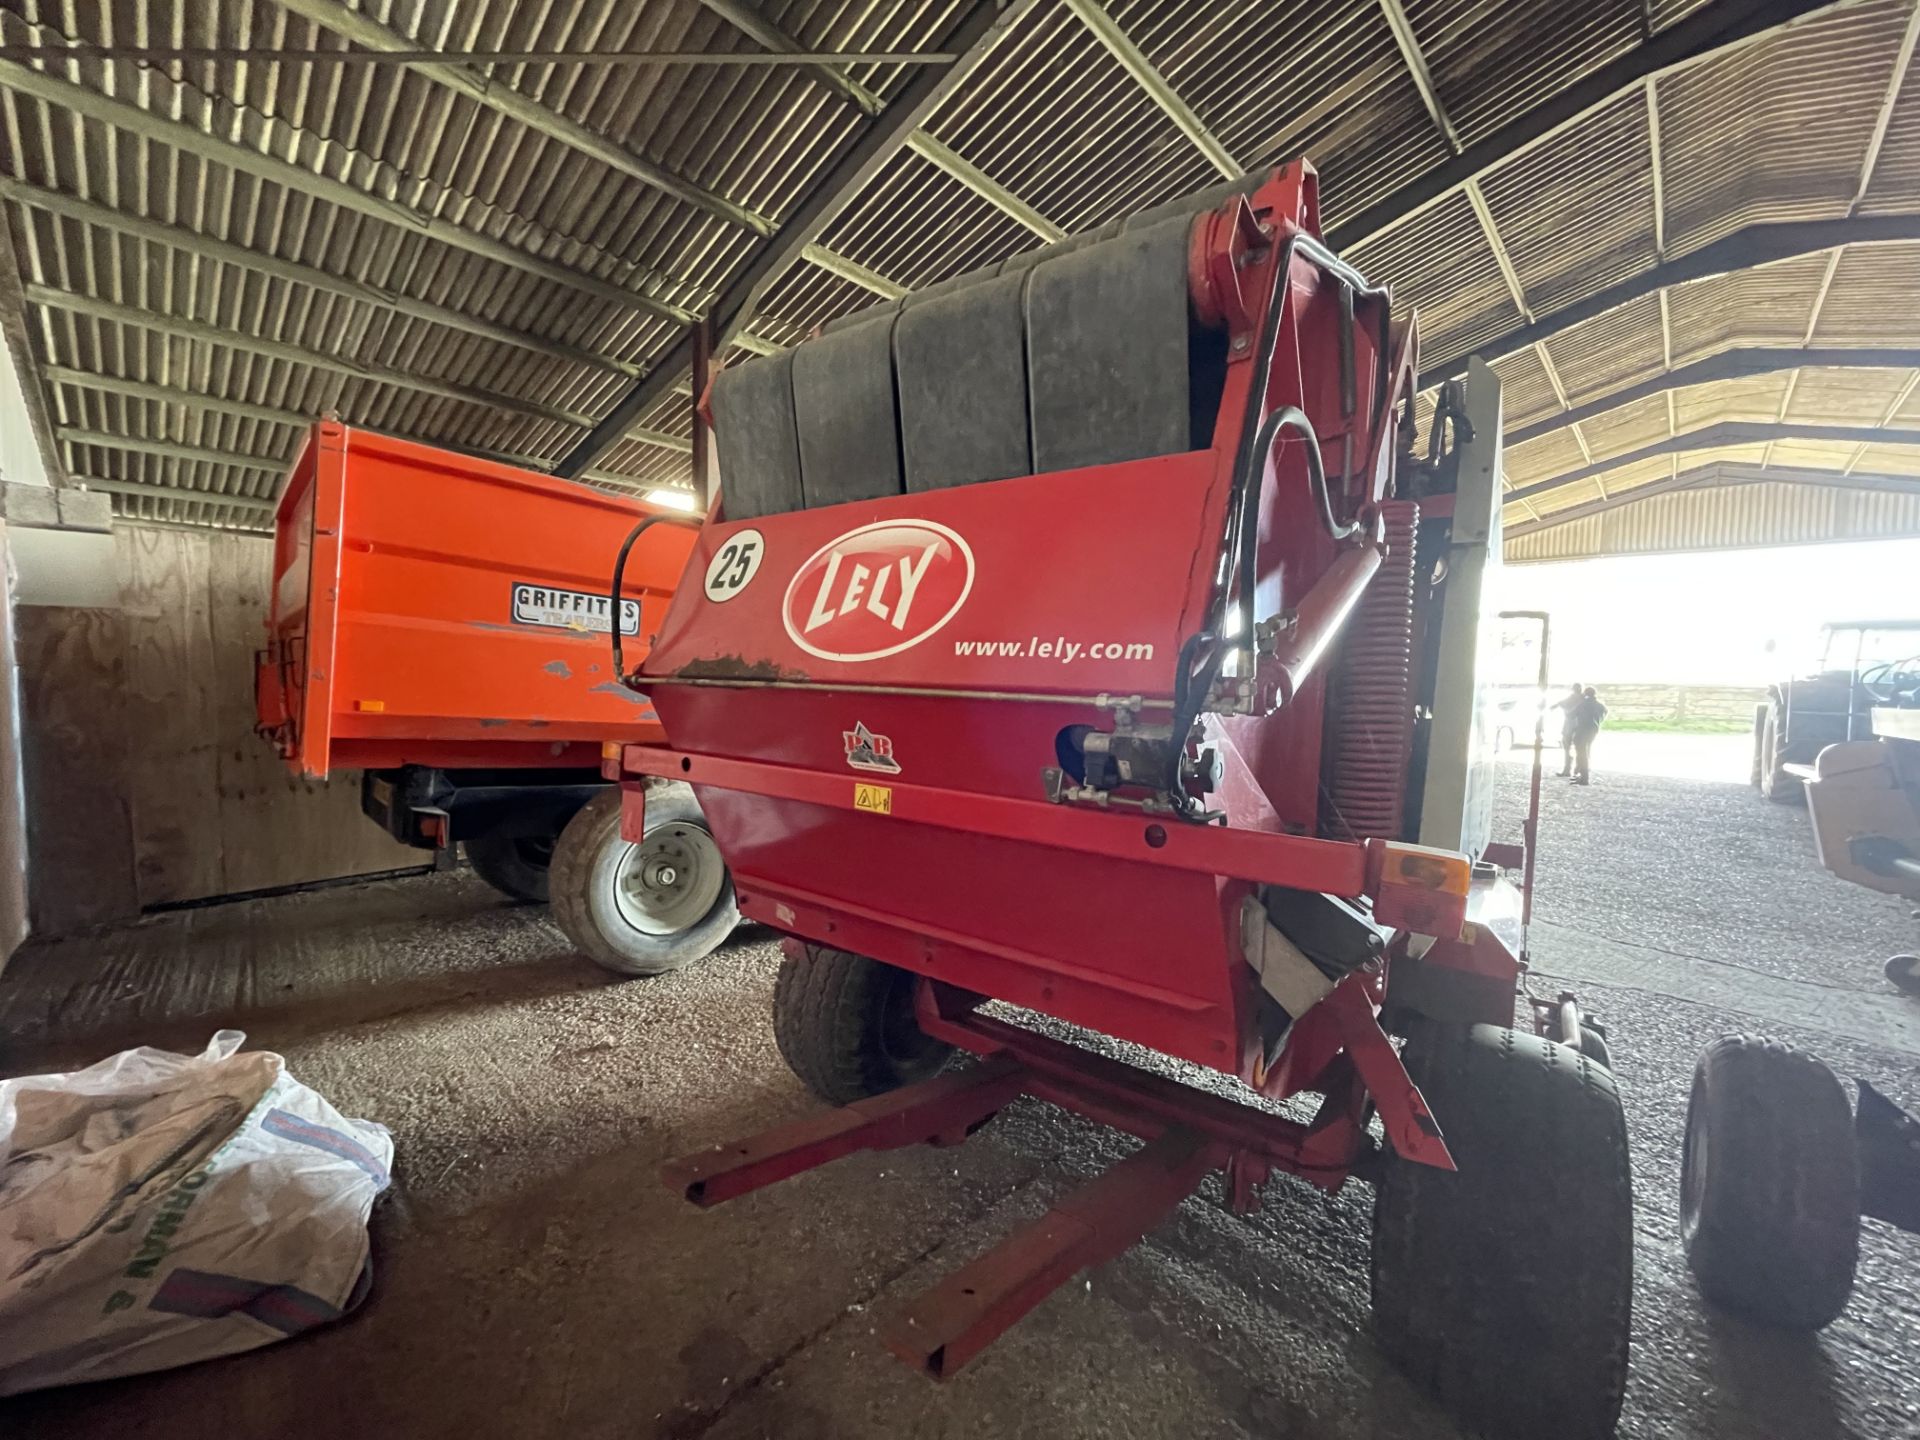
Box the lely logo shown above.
[782,520,974,662]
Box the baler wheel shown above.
[465,830,554,904]
[550,784,739,978]
[773,946,953,1105]
[1681,1036,1859,1330]
[1371,1024,1632,1440]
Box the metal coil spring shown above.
[1323,501,1421,842]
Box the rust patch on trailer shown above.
[544,659,573,679]
[468,621,521,633]
[478,718,510,728]
[676,654,811,682]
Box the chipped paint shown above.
[589,681,652,706]
[478,718,510,728]
[544,659,573,679]
[467,621,522,633]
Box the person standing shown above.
[1569,686,1608,785]
[1555,683,1584,776]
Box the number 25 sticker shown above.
[703,528,765,603]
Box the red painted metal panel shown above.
[646,449,1220,697]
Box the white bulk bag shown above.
[0,1030,392,1394]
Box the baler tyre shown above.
[773,946,953,1105]
[550,784,738,978]
[1371,1024,1632,1440]
[1681,1036,1859,1330]
[465,830,554,904]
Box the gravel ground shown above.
[1,742,1916,1439]
[1510,743,1918,995]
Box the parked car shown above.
[1491,684,1552,753]
[1752,619,1920,802]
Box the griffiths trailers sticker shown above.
[511,582,640,636]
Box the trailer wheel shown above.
[550,784,738,978]
[773,946,953,1105]
[1681,1036,1859,1330]
[1371,1024,1632,1440]
[464,830,554,904]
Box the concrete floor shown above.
[3,750,1918,1439]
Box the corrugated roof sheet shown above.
[1507,468,1920,560]
[0,0,1912,539]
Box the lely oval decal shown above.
[781,520,975,662]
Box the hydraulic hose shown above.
[1237,404,1357,635]
[609,512,702,687]
[1164,230,1390,819]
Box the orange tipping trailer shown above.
[253,423,743,973]
[258,420,690,775]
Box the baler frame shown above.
[617,737,1503,1178]
[664,967,1418,1379]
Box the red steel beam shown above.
[661,1053,1029,1206]
[886,1126,1220,1378]
[619,745,1373,897]
[921,998,1325,1170]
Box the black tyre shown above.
[1886,954,1920,997]
[549,784,739,978]
[773,945,953,1105]
[465,830,555,903]
[1579,1024,1614,1069]
[1372,1024,1632,1440]
[1749,703,1768,788]
[1758,706,1804,806]
[1681,1035,1859,1330]
[1545,1009,1614,1070]
[1757,708,1800,804]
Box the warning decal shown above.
[853,783,893,815]
[511,582,640,636]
